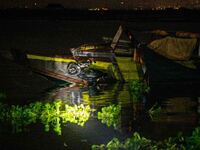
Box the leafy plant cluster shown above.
[129,80,150,101]
[98,105,121,129]
[0,101,91,135]
[92,132,152,150]
[92,127,200,150]
[148,103,162,120]
[186,127,200,150]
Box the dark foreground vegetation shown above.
[92,127,200,150]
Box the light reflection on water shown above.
[45,82,200,138]
[0,82,200,150]
[156,97,198,123]
[45,83,133,107]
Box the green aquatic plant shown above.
[148,103,162,120]
[0,101,92,135]
[186,127,200,150]
[0,103,7,121]
[106,138,122,150]
[39,101,91,135]
[23,102,42,125]
[158,132,185,150]
[92,132,152,150]
[40,102,56,132]
[61,104,91,126]
[129,80,150,101]
[92,127,200,150]
[123,132,152,150]
[97,105,121,129]
[9,105,24,133]
[40,101,62,134]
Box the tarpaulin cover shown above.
[147,36,197,60]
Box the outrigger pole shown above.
[110,25,125,82]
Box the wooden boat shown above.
[130,31,200,88]
[25,43,139,85]
[19,26,139,85]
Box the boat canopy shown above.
[147,36,198,60]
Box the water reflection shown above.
[98,105,121,129]
[150,97,198,123]
[0,82,200,150]
[44,83,200,137]
[0,101,91,135]
[137,96,200,140]
[46,83,133,106]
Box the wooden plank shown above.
[32,68,87,85]
[111,26,123,50]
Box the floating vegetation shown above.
[148,103,162,120]
[0,100,91,135]
[186,127,200,150]
[92,127,200,150]
[92,132,151,150]
[129,80,150,101]
[97,105,121,129]
[0,103,7,121]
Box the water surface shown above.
[0,82,199,150]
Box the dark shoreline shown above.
[0,9,200,21]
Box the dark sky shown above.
[0,0,199,9]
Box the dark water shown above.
[0,82,199,150]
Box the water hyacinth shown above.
[148,103,162,120]
[92,132,151,150]
[97,105,121,129]
[186,127,200,150]
[9,105,25,133]
[61,104,91,126]
[0,103,7,121]
[0,100,92,135]
[92,127,200,150]
[129,80,150,101]
[23,102,42,125]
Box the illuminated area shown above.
[98,105,121,129]
[0,101,91,135]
